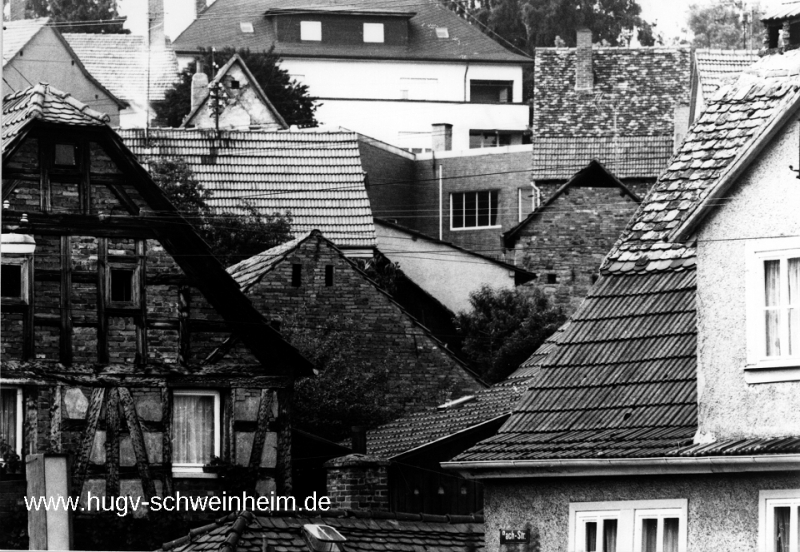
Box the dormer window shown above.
[363,23,384,43]
[301,21,322,41]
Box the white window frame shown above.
[300,21,321,41]
[0,386,24,458]
[746,237,800,382]
[450,190,501,231]
[569,499,687,552]
[759,490,800,552]
[171,390,221,477]
[363,22,384,43]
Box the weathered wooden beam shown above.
[189,319,231,332]
[38,137,50,213]
[107,255,139,265]
[49,385,62,453]
[276,388,291,495]
[1,303,27,314]
[178,286,190,366]
[117,387,156,499]
[97,238,108,363]
[150,274,189,286]
[248,389,274,472]
[80,137,91,215]
[161,388,173,497]
[135,239,148,366]
[1,179,21,201]
[203,335,237,365]
[1,209,159,238]
[60,235,73,365]
[104,180,140,216]
[23,258,34,360]
[35,269,95,283]
[105,388,120,498]
[71,387,105,497]
[224,388,233,465]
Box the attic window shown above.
[435,27,449,38]
[54,143,77,166]
[301,21,322,41]
[363,23,384,43]
[547,274,558,284]
[292,264,302,287]
[240,21,254,33]
[229,79,240,90]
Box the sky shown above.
[638,0,786,44]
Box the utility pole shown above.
[210,48,221,133]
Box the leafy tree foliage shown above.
[455,286,565,384]
[25,0,127,33]
[688,1,763,49]
[154,48,318,128]
[148,157,293,266]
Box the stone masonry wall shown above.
[244,237,485,412]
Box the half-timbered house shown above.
[0,84,313,522]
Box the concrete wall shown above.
[375,221,518,314]
[483,471,799,552]
[2,28,121,126]
[412,146,532,254]
[695,116,800,441]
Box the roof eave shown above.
[673,85,800,242]
[443,454,800,479]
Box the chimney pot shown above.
[431,123,453,151]
[576,28,593,91]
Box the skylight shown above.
[240,22,254,33]
[436,27,449,38]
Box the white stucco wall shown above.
[695,118,800,441]
[376,222,517,314]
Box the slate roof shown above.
[454,50,800,463]
[117,129,376,249]
[63,34,179,104]
[2,83,110,154]
[161,509,484,552]
[694,49,760,102]
[173,0,530,64]
[2,18,49,66]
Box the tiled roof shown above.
[228,232,311,291]
[534,47,691,137]
[161,509,484,552]
[671,436,800,457]
[762,2,800,23]
[694,49,760,101]
[2,18,48,66]
[173,0,530,63]
[2,83,110,154]
[532,135,673,180]
[366,341,555,459]
[62,34,179,104]
[456,51,800,463]
[117,129,376,249]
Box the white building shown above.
[172,0,532,152]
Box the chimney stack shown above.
[325,454,389,512]
[191,60,209,112]
[27,454,72,550]
[575,28,593,91]
[432,123,453,151]
[148,0,166,50]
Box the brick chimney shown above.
[432,123,453,151]
[575,28,593,91]
[148,0,166,50]
[324,454,389,512]
[8,0,25,20]
[191,60,209,112]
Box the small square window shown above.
[435,27,449,38]
[325,265,334,287]
[292,264,302,287]
[301,21,322,41]
[54,143,77,166]
[547,274,558,284]
[240,21,254,33]
[110,269,134,303]
[1,264,23,298]
[363,23,384,43]
[229,79,240,90]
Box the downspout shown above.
[439,164,443,240]
[463,61,470,102]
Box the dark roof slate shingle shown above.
[118,129,376,249]
[173,0,530,63]
[161,510,484,552]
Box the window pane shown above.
[1,265,22,298]
[775,506,791,552]
[110,269,134,302]
[603,520,617,552]
[54,143,77,166]
[765,260,781,306]
[465,193,477,227]
[477,191,490,227]
[789,259,800,355]
[641,519,658,552]
[173,395,215,465]
[490,191,499,225]
[663,518,679,552]
[300,21,321,41]
[0,390,17,452]
[363,23,384,43]
[452,193,464,228]
[585,521,597,552]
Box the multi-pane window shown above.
[451,191,499,229]
[300,21,322,41]
[570,500,686,552]
[470,80,513,103]
[363,23,384,43]
[0,387,23,457]
[469,131,512,149]
[760,491,800,552]
[172,390,220,474]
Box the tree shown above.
[25,0,127,33]
[148,157,293,266]
[455,286,565,384]
[688,1,763,49]
[154,48,318,128]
